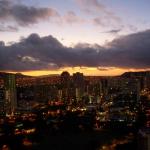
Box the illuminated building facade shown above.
[4,74,17,115]
[73,72,84,102]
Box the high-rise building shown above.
[60,71,70,102]
[0,88,5,115]
[73,72,84,87]
[4,74,17,115]
[73,72,84,101]
[138,128,150,150]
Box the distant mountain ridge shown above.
[0,72,31,79]
[121,71,150,77]
[0,71,150,79]
[37,74,60,78]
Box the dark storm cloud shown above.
[0,24,18,32]
[0,0,60,26]
[0,30,150,71]
[93,16,121,28]
[103,29,121,34]
[128,25,138,32]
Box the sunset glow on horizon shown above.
[6,67,149,77]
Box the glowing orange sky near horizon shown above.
[8,67,149,76]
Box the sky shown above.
[0,0,150,76]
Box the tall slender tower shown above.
[4,74,17,115]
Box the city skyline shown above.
[0,0,150,76]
